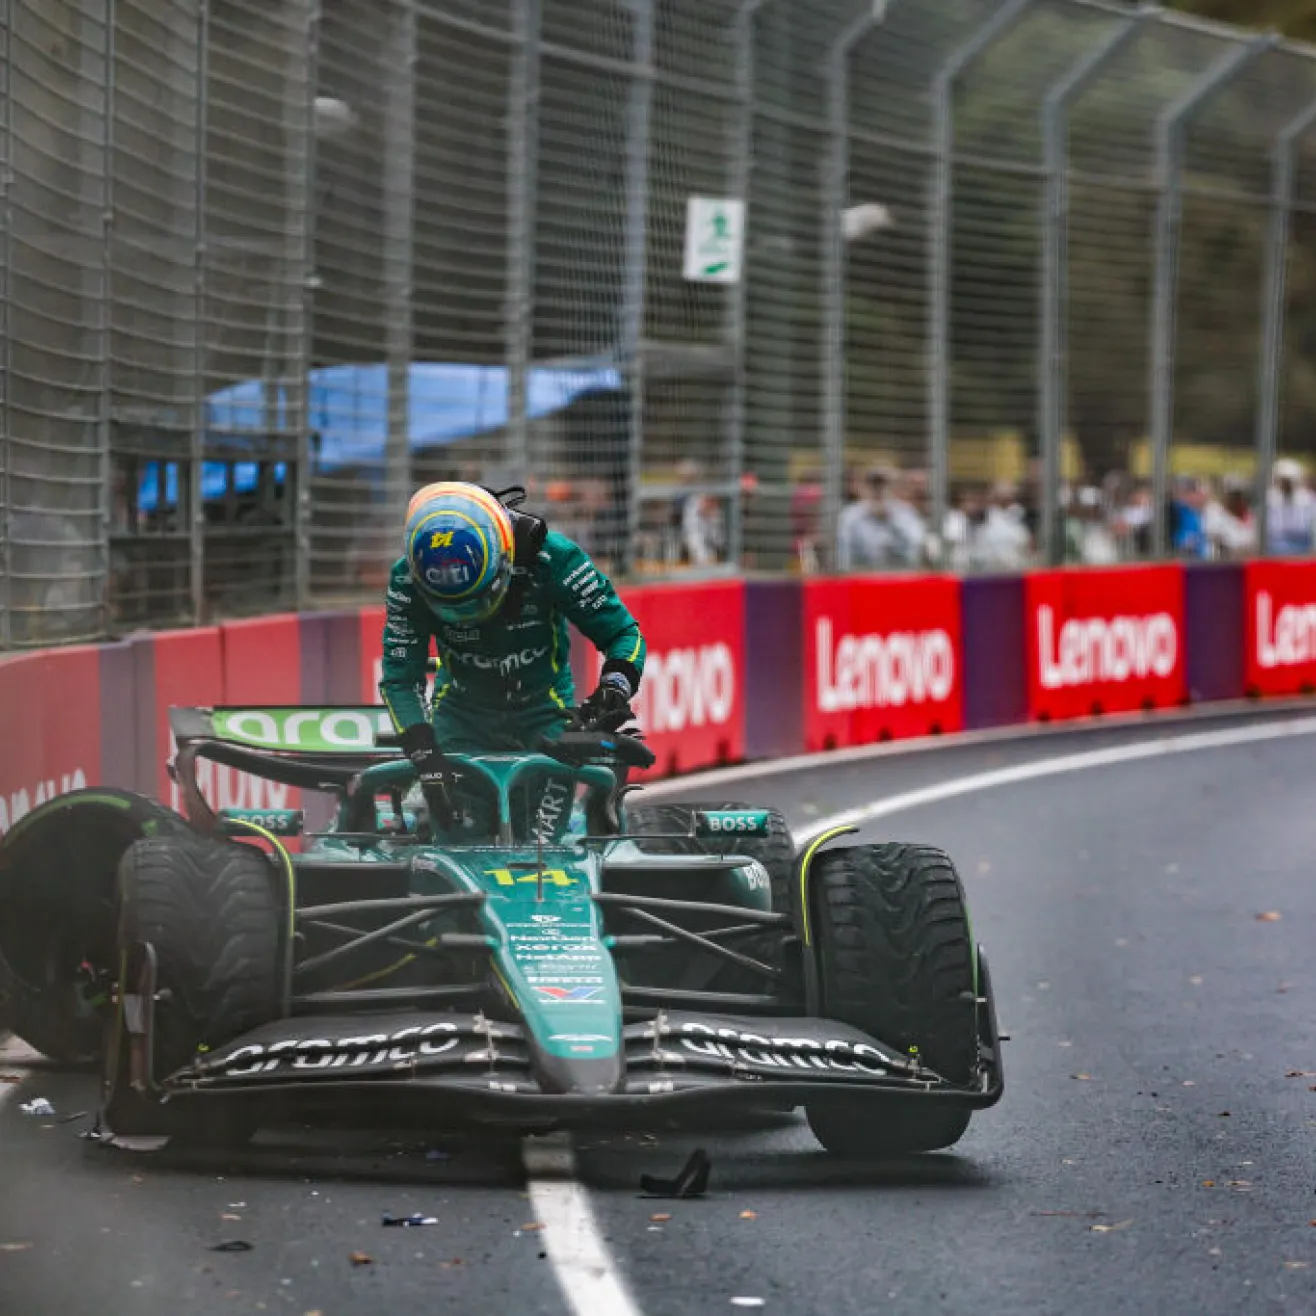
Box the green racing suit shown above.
[378,530,646,753]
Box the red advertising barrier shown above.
[221,615,302,705]
[0,648,103,838]
[1026,565,1187,721]
[1244,560,1316,696]
[152,625,301,816]
[802,575,963,752]
[598,579,746,778]
[359,606,386,704]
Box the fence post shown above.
[190,0,210,626]
[289,0,319,610]
[620,0,654,575]
[724,0,763,571]
[0,0,9,647]
[1254,95,1316,559]
[96,0,115,638]
[1148,32,1275,559]
[382,0,417,546]
[1039,8,1152,568]
[928,0,1034,565]
[821,2,887,572]
[506,0,541,483]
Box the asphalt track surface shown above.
[4,703,1316,1316]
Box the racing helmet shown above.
[403,482,516,624]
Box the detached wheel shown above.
[0,790,189,1064]
[104,835,282,1147]
[805,843,978,1158]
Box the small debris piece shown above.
[649,1213,672,1223]
[1218,1112,1231,1118]
[439,1259,463,1269]
[210,1241,254,1253]
[1090,1220,1133,1233]
[739,1211,757,1220]
[0,1243,33,1252]
[0,1075,21,1084]
[1284,1262,1310,1270]
[425,1149,451,1162]
[1182,1081,1196,1087]
[349,1252,373,1267]
[1256,911,1282,922]
[18,1099,55,1117]
[730,1301,766,1310]
[1202,1181,1216,1188]
[520,1223,544,1233]
[1031,1211,1103,1219]
[221,1214,242,1222]
[640,1147,710,1199]
[1285,1071,1316,1078]
[1071,1073,1093,1081]
[381,1214,437,1228]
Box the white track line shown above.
[522,1132,643,1316]
[637,697,1316,800]
[789,714,1316,842]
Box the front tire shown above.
[805,843,978,1158]
[104,835,282,1146]
[0,790,189,1064]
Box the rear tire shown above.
[0,790,189,1064]
[624,800,794,913]
[805,843,978,1158]
[104,835,282,1146]
[622,801,795,993]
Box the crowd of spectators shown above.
[427,452,1316,579]
[800,457,1316,574]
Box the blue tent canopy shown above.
[138,359,622,512]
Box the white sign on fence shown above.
[683,197,745,284]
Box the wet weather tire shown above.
[805,843,978,1158]
[0,790,189,1065]
[105,835,282,1146]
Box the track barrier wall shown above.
[2,561,1310,838]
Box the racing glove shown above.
[575,670,635,733]
[399,722,457,830]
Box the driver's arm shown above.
[379,561,434,730]
[552,539,646,696]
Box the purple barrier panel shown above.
[744,579,803,762]
[961,575,1027,730]
[298,611,365,705]
[98,640,140,789]
[1185,561,1244,703]
[128,634,158,796]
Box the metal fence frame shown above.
[7,0,1316,648]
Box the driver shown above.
[379,481,647,828]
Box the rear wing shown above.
[168,706,406,835]
[170,706,403,759]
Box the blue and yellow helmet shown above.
[403,482,516,624]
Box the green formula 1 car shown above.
[0,704,1003,1156]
